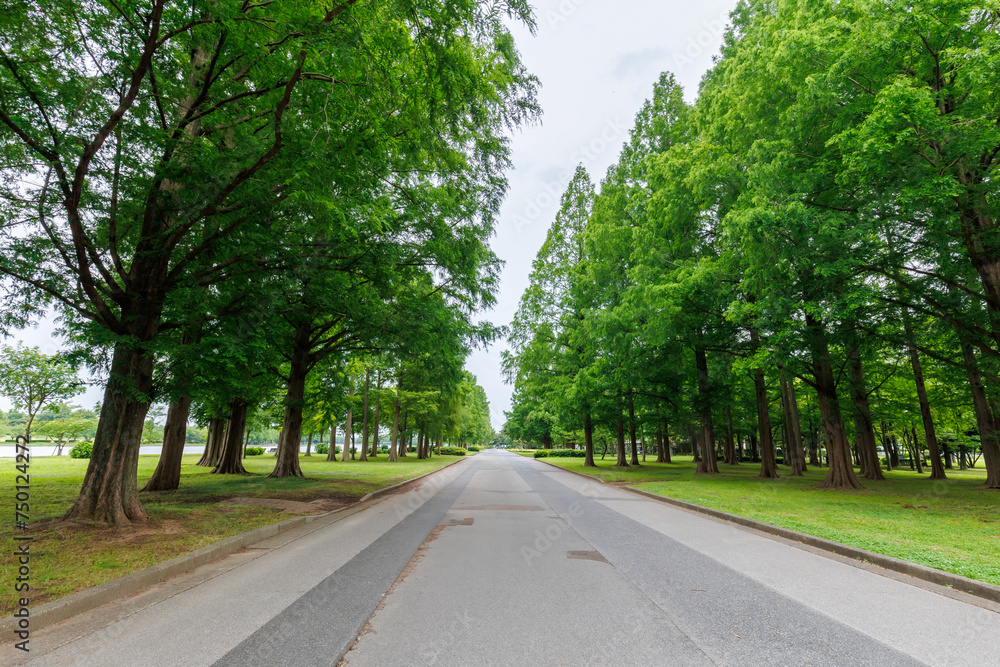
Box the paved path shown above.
[11,451,1000,666]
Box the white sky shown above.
[467,0,740,429]
[2,1,739,428]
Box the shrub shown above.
[468,446,481,452]
[535,449,585,458]
[69,440,93,459]
[245,447,265,456]
[315,443,328,455]
[439,446,467,456]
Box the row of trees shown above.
[0,346,495,460]
[503,0,1000,491]
[182,361,495,478]
[0,1,535,523]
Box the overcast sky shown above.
[2,1,739,427]
[466,0,740,429]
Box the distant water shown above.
[0,444,313,458]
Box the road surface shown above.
[10,450,1000,666]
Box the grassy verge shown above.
[533,454,1000,586]
[1,452,465,614]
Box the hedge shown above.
[534,449,586,458]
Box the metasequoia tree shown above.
[0,0,538,523]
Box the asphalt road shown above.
[12,450,1000,666]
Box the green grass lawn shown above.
[1,452,465,614]
[532,454,1000,586]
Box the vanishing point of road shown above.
[11,450,1000,666]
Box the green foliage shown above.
[467,446,481,452]
[0,0,540,516]
[313,443,341,456]
[438,446,467,456]
[0,345,82,441]
[534,449,585,458]
[245,447,265,457]
[504,0,1000,489]
[69,441,93,459]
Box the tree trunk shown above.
[959,336,1000,488]
[663,421,673,463]
[615,415,629,467]
[908,427,922,473]
[305,431,313,457]
[724,406,738,465]
[388,377,402,462]
[399,411,409,457]
[584,411,596,467]
[847,348,884,481]
[787,378,807,472]
[754,368,779,479]
[800,312,862,489]
[906,341,946,480]
[748,329,779,479]
[656,426,666,463]
[807,427,820,466]
[64,343,153,525]
[878,422,894,472]
[213,399,249,475]
[197,417,224,467]
[628,391,640,466]
[341,383,354,462]
[370,372,381,458]
[695,347,719,474]
[142,395,191,492]
[690,423,701,462]
[331,422,340,460]
[780,377,804,476]
[272,324,312,478]
[359,368,371,462]
[417,430,425,460]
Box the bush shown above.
[535,449,585,459]
[439,446,467,456]
[69,440,93,459]
[245,446,265,456]
[315,443,328,455]
[468,446,481,452]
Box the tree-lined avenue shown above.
[10,451,998,667]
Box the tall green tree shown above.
[0,344,82,443]
[0,1,538,522]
